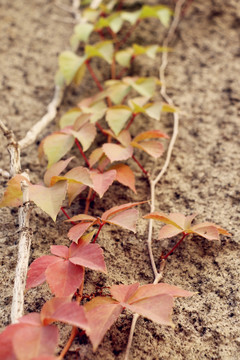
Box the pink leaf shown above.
[41,297,88,331]
[71,122,96,151]
[128,283,194,302]
[0,323,28,360]
[126,294,174,326]
[45,260,84,297]
[106,208,139,232]
[158,224,183,240]
[143,212,183,229]
[26,256,60,290]
[133,130,169,142]
[110,283,139,303]
[102,143,133,162]
[69,241,107,273]
[50,166,93,187]
[29,182,67,221]
[50,245,69,259]
[12,325,58,360]
[190,224,220,241]
[109,164,136,193]
[66,214,96,222]
[132,140,164,158]
[90,170,116,198]
[67,222,95,243]
[18,313,42,326]
[102,201,145,220]
[43,157,74,186]
[89,147,105,168]
[84,297,123,351]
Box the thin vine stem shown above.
[124,1,186,358]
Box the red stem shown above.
[132,154,148,176]
[85,60,104,91]
[117,20,141,48]
[126,113,136,130]
[93,223,104,243]
[163,233,188,260]
[75,139,90,167]
[61,207,76,225]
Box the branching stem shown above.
[163,233,187,260]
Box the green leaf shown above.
[59,108,82,129]
[83,8,100,23]
[85,41,114,64]
[41,132,75,168]
[71,23,94,49]
[157,8,172,27]
[125,77,157,98]
[105,80,131,104]
[29,182,67,221]
[59,51,86,85]
[106,105,132,135]
[144,102,162,121]
[115,48,134,68]
[121,10,141,25]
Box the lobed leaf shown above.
[59,51,86,85]
[29,182,67,221]
[43,157,74,187]
[90,169,117,198]
[106,105,132,135]
[40,132,75,168]
[12,325,58,360]
[45,260,84,297]
[26,256,61,290]
[41,297,88,330]
[84,297,122,351]
[102,143,133,162]
[109,164,136,193]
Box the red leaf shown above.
[69,240,107,273]
[26,256,60,290]
[0,323,27,360]
[109,164,136,193]
[126,294,174,326]
[41,297,88,330]
[45,260,84,297]
[102,143,133,162]
[50,245,69,258]
[18,313,42,326]
[67,222,95,243]
[90,169,116,198]
[12,325,58,360]
[84,297,122,351]
[110,283,139,303]
[128,283,194,302]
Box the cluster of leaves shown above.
[0,1,231,359]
